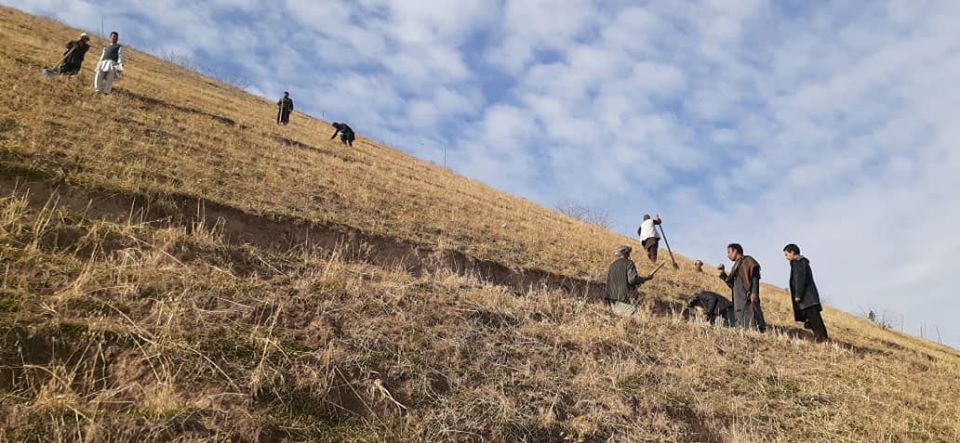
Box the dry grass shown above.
[1,5,959,442]
[1,194,958,441]
[0,5,648,281]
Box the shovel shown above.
[41,46,78,77]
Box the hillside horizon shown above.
[1,6,959,441]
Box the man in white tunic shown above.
[94,32,124,94]
[636,214,662,262]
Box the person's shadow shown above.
[768,324,826,343]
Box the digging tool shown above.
[648,262,666,278]
[41,45,78,77]
[631,262,666,312]
[656,223,680,270]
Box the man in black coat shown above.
[784,243,828,341]
[686,291,735,326]
[331,122,355,147]
[605,245,662,316]
[59,33,91,75]
[276,92,294,125]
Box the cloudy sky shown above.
[7,0,960,347]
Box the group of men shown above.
[276,92,356,147]
[55,32,125,94]
[606,216,829,341]
[51,33,825,341]
[53,33,358,146]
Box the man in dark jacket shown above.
[687,291,735,326]
[784,244,828,341]
[605,245,662,316]
[276,92,294,125]
[718,243,767,332]
[331,122,355,147]
[59,33,91,75]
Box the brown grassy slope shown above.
[0,5,959,441]
[1,197,958,442]
[0,5,640,280]
[0,5,951,354]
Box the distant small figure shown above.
[331,122,355,147]
[58,33,91,75]
[686,291,735,326]
[94,32,124,94]
[276,92,294,125]
[694,260,704,273]
[784,244,828,341]
[604,245,663,316]
[718,243,766,332]
[636,214,662,262]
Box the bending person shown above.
[59,33,91,75]
[330,122,355,147]
[686,291,735,326]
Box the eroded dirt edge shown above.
[0,172,607,301]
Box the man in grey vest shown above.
[604,245,663,316]
[94,32,124,94]
[784,244,828,341]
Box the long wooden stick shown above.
[657,224,680,269]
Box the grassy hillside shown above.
[1,6,959,442]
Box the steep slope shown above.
[1,6,958,442]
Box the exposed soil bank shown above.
[1,172,607,301]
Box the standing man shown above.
[94,32,124,94]
[718,243,767,332]
[784,244,829,341]
[637,214,662,262]
[277,91,294,125]
[58,33,91,75]
[686,291,735,326]
[331,122,355,147]
[604,245,663,316]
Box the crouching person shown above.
[604,245,663,316]
[686,291,735,326]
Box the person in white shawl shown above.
[94,32,124,94]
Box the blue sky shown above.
[6,0,960,347]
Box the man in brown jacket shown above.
[717,243,767,332]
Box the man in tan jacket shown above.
[718,243,767,332]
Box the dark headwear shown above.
[643,214,651,221]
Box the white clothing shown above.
[639,219,661,242]
[94,69,118,93]
[96,46,123,70]
[93,47,123,93]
